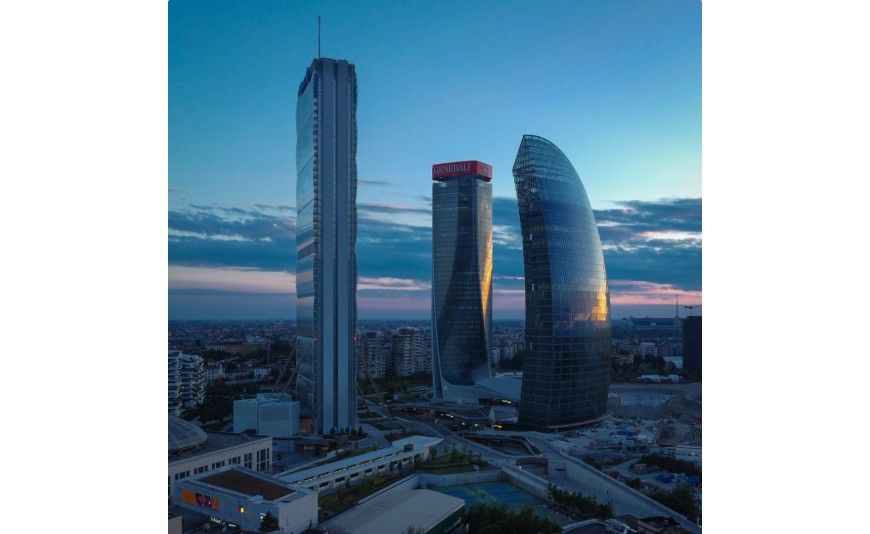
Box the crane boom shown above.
[271,342,297,393]
[356,346,392,420]
[277,342,312,402]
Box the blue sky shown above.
[9,4,868,531]
[169,0,702,320]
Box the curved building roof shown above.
[169,416,209,456]
[512,134,611,430]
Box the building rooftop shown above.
[200,469,295,501]
[327,489,464,534]
[277,436,441,483]
[169,429,270,463]
[168,417,209,456]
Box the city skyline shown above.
[169,1,702,320]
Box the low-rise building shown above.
[638,342,658,357]
[204,363,224,383]
[233,394,301,437]
[277,436,442,492]
[174,466,317,534]
[674,445,702,466]
[325,489,463,534]
[169,417,273,499]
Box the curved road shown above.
[529,435,701,533]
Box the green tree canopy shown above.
[461,504,560,534]
[259,511,279,532]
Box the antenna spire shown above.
[318,16,321,58]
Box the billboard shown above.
[182,489,221,511]
[432,160,493,181]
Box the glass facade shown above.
[431,169,493,401]
[682,316,701,372]
[295,58,358,435]
[512,135,611,430]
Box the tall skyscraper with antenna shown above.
[295,57,358,435]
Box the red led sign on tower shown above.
[432,160,493,181]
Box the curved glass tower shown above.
[431,160,493,402]
[512,135,610,430]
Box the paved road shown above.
[529,436,701,533]
[396,416,515,466]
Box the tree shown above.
[625,477,643,490]
[461,503,560,534]
[649,482,699,520]
[259,511,279,533]
[403,526,426,534]
[547,484,614,520]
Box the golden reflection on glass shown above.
[480,232,492,319]
[591,284,609,321]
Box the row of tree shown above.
[546,483,614,520]
[639,454,702,478]
[460,504,561,534]
[647,482,700,521]
[191,382,263,423]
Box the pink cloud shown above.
[358,296,431,312]
[168,266,295,294]
[357,277,430,291]
[609,280,701,306]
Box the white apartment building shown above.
[169,350,183,417]
[392,327,431,377]
[204,363,224,383]
[169,350,206,414]
[357,330,387,379]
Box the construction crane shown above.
[684,305,700,317]
[355,343,393,421]
[270,341,313,402]
[269,338,393,423]
[270,342,297,393]
[278,343,313,402]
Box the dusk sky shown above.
[169,0,702,320]
[7,4,865,531]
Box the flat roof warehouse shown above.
[200,469,295,501]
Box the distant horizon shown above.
[168,304,697,322]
